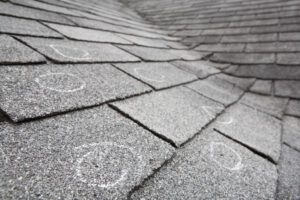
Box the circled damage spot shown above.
[35,72,86,93]
[49,44,90,60]
[74,142,144,188]
[210,142,243,171]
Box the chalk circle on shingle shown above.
[74,142,144,188]
[210,142,243,171]
[134,68,166,83]
[202,106,233,125]
[35,72,86,93]
[49,44,91,60]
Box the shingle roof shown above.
[0,0,299,199]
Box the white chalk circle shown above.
[134,68,166,83]
[210,142,243,171]
[35,72,86,93]
[202,106,234,125]
[49,44,91,60]
[74,142,144,188]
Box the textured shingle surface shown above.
[0,0,299,198]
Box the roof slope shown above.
[0,0,299,199]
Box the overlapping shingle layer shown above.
[0,0,299,199]
[125,0,300,97]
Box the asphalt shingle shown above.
[0,64,151,122]
[214,103,281,163]
[240,92,288,118]
[131,129,277,200]
[44,23,132,44]
[0,35,45,64]
[283,116,300,152]
[277,145,300,200]
[112,87,224,147]
[115,62,197,89]
[171,60,221,78]
[285,100,300,117]
[117,45,181,61]
[0,106,174,199]
[0,2,74,25]
[187,76,244,106]
[275,80,300,98]
[0,16,62,38]
[19,37,140,63]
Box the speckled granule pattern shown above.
[0,0,299,199]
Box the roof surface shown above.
[0,0,299,199]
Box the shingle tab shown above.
[214,103,281,163]
[277,145,300,200]
[131,130,277,200]
[0,2,74,25]
[115,62,196,89]
[171,60,221,78]
[112,87,224,146]
[0,64,151,122]
[211,53,275,64]
[187,76,244,106]
[19,37,140,63]
[118,45,181,61]
[275,80,300,98]
[0,35,45,64]
[240,92,288,118]
[0,16,62,37]
[283,116,300,151]
[0,106,174,199]
[44,23,132,44]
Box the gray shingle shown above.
[171,60,221,78]
[283,116,300,151]
[19,37,140,63]
[0,35,45,64]
[111,87,224,147]
[117,45,180,61]
[195,43,245,52]
[0,2,74,25]
[285,99,300,117]
[115,62,196,89]
[214,73,255,90]
[277,145,300,200]
[0,64,151,122]
[214,103,282,163]
[211,53,275,64]
[221,33,277,43]
[275,80,300,98]
[44,23,132,44]
[228,65,300,79]
[250,80,272,95]
[0,16,62,38]
[277,53,300,65]
[187,76,244,106]
[240,92,288,118]
[131,130,277,200]
[0,106,174,199]
[246,42,300,52]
